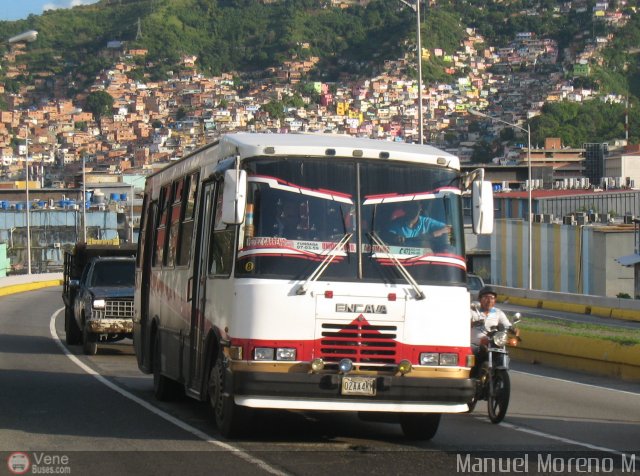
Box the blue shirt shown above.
[389,215,446,238]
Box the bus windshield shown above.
[237,157,465,285]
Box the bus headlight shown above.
[92,299,106,309]
[439,353,459,366]
[419,353,439,365]
[311,358,325,372]
[276,348,296,361]
[397,359,412,375]
[253,347,297,361]
[254,347,275,360]
[338,358,353,373]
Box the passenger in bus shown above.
[276,200,303,238]
[388,201,450,246]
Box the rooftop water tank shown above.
[93,191,105,204]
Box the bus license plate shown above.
[341,376,376,396]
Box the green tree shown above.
[84,91,114,120]
[262,100,285,120]
[176,107,188,121]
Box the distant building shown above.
[604,144,640,189]
[584,142,608,184]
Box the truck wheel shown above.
[152,330,183,401]
[209,356,248,438]
[400,413,441,440]
[65,306,81,345]
[82,321,98,355]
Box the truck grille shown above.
[105,299,134,319]
[319,322,397,365]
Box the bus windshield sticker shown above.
[248,175,353,204]
[362,187,460,205]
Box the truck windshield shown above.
[90,261,135,287]
[236,157,465,285]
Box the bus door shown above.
[188,180,217,393]
[138,199,157,369]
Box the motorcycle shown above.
[468,304,521,423]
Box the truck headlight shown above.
[93,299,106,309]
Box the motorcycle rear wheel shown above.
[488,369,510,423]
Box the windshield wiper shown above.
[368,232,425,300]
[296,233,353,295]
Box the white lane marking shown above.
[477,370,638,458]
[49,308,288,476]
[512,370,640,397]
[497,420,629,457]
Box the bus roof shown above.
[145,133,461,194]
[222,133,460,169]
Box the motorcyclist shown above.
[470,285,512,368]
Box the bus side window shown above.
[153,184,171,267]
[166,178,185,267]
[176,172,199,266]
[210,188,233,277]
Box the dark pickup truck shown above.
[62,242,137,355]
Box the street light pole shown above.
[398,0,424,144]
[4,30,38,274]
[526,123,532,290]
[130,183,135,243]
[24,131,31,275]
[82,155,87,243]
[416,0,424,144]
[468,109,533,290]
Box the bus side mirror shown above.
[472,180,494,235]
[221,169,247,225]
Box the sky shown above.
[1,0,99,21]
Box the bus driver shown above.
[388,201,451,245]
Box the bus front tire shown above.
[399,413,441,440]
[209,357,248,438]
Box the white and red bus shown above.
[133,133,493,439]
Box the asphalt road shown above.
[1,287,639,476]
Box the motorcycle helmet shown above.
[478,285,497,298]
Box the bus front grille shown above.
[318,322,397,364]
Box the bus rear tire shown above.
[209,357,248,438]
[400,413,441,440]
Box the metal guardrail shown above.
[494,285,640,322]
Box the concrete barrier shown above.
[495,286,640,323]
[0,273,63,297]
[510,329,640,382]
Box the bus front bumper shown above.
[228,367,475,413]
